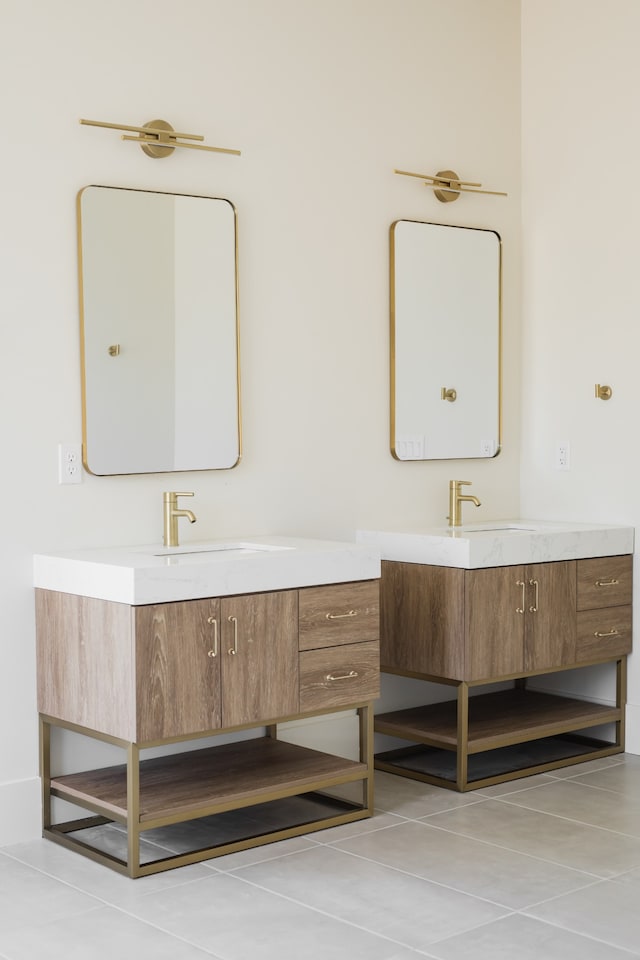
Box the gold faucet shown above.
[448,480,481,527]
[163,491,196,547]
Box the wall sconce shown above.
[80,118,241,159]
[595,384,612,401]
[394,168,507,202]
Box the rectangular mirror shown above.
[78,185,241,475]
[390,219,501,461]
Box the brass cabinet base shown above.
[374,659,627,792]
[40,705,374,878]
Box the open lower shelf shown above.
[57,792,360,866]
[51,737,368,826]
[376,733,616,784]
[374,688,621,753]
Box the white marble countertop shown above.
[34,536,381,605]
[356,520,634,569]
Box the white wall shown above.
[0,0,521,842]
[520,1,640,746]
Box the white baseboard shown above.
[625,703,640,755]
[0,778,41,846]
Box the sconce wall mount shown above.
[394,167,507,202]
[80,118,241,159]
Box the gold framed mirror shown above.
[390,219,501,461]
[78,185,241,476]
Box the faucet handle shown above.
[172,491,194,498]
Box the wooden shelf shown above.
[375,689,621,754]
[52,737,367,825]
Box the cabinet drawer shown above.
[299,581,379,651]
[577,556,632,610]
[299,640,380,711]
[576,606,632,662]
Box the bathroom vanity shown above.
[357,521,634,791]
[34,536,380,877]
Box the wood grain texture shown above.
[577,555,633,611]
[299,640,380,712]
[465,567,525,680]
[134,599,221,741]
[221,591,299,727]
[51,737,367,821]
[36,590,135,740]
[380,561,465,678]
[298,581,379,650]
[577,606,632,662]
[375,689,621,752]
[524,561,577,672]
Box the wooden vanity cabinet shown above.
[36,579,379,877]
[376,555,632,791]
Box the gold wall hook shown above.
[441,387,457,402]
[595,383,612,400]
[107,344,120,356]
[80,118,241,159]
[394,167,507,202]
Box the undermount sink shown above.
[151,542,292,558]
[356,520,634,569]
[34,536,381,605]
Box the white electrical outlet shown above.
[58,442,83,484]
[555,440,570,471]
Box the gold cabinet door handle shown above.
[528,578,539,614]
[227,615,238,655]
[326,610,357,620]
[595,579,619,587]
[206,616,218,658]
[326,670,358,681]
[516,580,526,614]
[594,629,619,638]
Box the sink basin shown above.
[151,542,292,558]
[356,521,634,569]
[34,536,381,605]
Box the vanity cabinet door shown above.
[221,590,299,727]
[523,561,577,671]
[135,599,222,741]
[465,567,525,680]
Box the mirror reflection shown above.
[390,219,501,461]
[78,185,240,476]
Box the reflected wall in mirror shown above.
[390,219,501,461]
[78,185,240,475]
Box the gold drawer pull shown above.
[594,628,619,638]
[516,580,526,614]
[528,578,539,614]
[227,615,238,655]
[326,670,358,681]
[326,610,357,620]
[595,579,619,587]
[207,616,218,658]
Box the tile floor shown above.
[2,755,640,958]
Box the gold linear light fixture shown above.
[80,118,241,159]
[394,168,506,202]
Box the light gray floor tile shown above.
[330,819,595,909]
[425,797,640,876]
[567,761,640,795]
[305,810,404,843]
[0,853,100,936]
[229,844,508,950]
[2,839,215,908]
[525,879,640,955]
[428,913,638,960]
[472,773,556,797]
[373,771,485,819]
[0,905,220,960]
[542,756,625,779]
[209,835,321,871]
[127,870,423,959]
[497,778,640,837]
